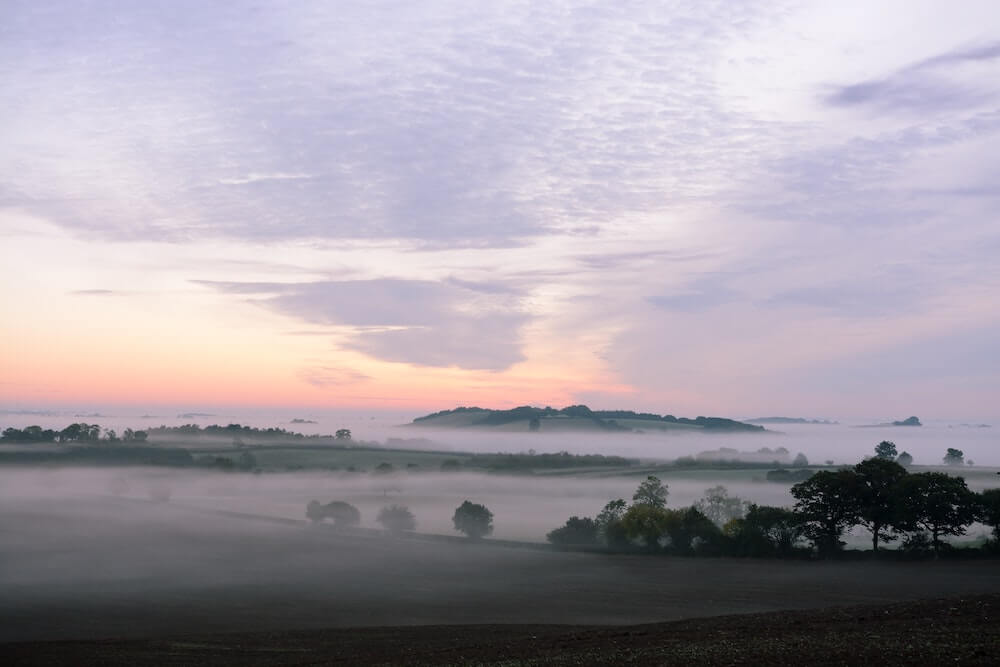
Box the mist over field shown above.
[3,408,998,466]
[3,466,1000,644]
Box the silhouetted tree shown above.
[874,441,897,460]
[528,417,541,432]
[978,489,1000,545]
[632,475,668,508]
[852,458,908,552]
[726,504,804,557]
[943,448,965,466]
[335,428,352,441]
[452,500,493,539]
[896,451,913,466]
[377,504,416,533]
[792,452,809,467]
[2,426,57,442]
[896,472,977,553]
[667,507,723,555]
[546,516,599,545]
[791,470,860,556]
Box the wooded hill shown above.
[411,405,765,433]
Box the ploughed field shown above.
[5,596,998,665]
[2,496,1000,647]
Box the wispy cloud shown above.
[825,41,1000,112]
[298,366,370,388]
[197,277,529,370]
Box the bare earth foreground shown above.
[2,497,999,664]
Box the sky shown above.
[1,0,998,420]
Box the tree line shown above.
[1,423,148,443]
[546,443,1000,559]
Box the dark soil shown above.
[3,595,997,666]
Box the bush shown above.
[452,500,493,539]
[547,516,599,545]
[306,500,361,526]
[377,504,416,533]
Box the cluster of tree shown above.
[547,476,733,555]
[304,498,494,539]
[0,423,148,444]
[547,452,1000,558]
[148,423,311,439]
[789,455,992,556]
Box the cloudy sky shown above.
[1,0,998,419]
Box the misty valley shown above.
[2,416,1000,663]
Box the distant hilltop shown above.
[745,417,838,425]
[857,416,922,428]
[409,405,765,433]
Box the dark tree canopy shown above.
[791,470,860,556]
[452,500,493,539]
[895,472,977,552]
[896,451,913,466]
[979,489,1000,543]
[874,440,897,460]
[852,458,908,552]
[546,516,599,545]
[727,504,804,557]
[306,500,361,526]
[377,504,416,533]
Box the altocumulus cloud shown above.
[195,278,528,371]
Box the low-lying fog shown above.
[3,409,998,466]
[0,467,796,542]
[3,466,997,546]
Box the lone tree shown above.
[874,441,898,460]
[632,475,668,509]
[377,504,416,534]
[335,428,352,441]
[852,457,908,552]
[896,472,977,553]
[896,451,913,466]
[452,500,493,539]
[943,448,964,466]
[791,470,860,556]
